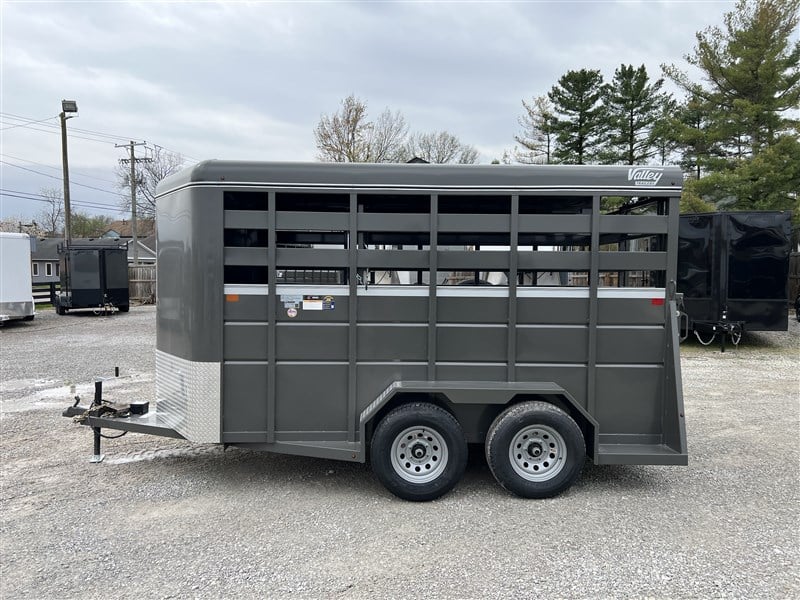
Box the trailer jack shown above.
[63,367,181,462]
[62,369,134,463]
[91,427,104,463]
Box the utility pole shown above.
[116,141,151,266]
[59,100,78,247]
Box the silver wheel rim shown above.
[390,426,449,483]
[508,424,566,482]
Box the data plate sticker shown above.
[302,295,335,310]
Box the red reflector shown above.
[651,298,665,306]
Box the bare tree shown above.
[366,107,410,162]
[515,95,557,164]
[314,95,408,163]
[35,188,65,236]
[0,218,43,235]
[116,146,185,218]
[405,131,479,164]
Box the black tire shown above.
[370,402,467,502]
[118,304,130,313]
[23,314,35,321]
[486,401,585,499]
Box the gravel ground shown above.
[1,306,798,599]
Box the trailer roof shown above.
[156,161,683,197]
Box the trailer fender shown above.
[359,381,599,458]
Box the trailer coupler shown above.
[62,370,147,463]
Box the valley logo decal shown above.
[627,167,664,186]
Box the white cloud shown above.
[1,0,732,218]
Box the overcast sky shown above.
[1,0,736,221]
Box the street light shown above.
[60,99,78,246]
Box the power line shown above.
[1,113,139,146]
[0,112,133,142]
[147,143,200,163]
[0,187,121,209]
[0,121,124,145]
[0,115,59,131]
[0,160,126,198]
[0,189,124,213]
[1,112,199,161]
[0,152,119,185]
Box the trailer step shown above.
[231,440,363,463]
[597,443,687,466]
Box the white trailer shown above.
[0,232,35,324]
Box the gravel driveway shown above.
[1,307,798,599]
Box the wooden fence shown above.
[32,283,58,305]
[129,264,156,303]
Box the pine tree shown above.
[663,0,799,159]
[649,96,681,166]
[548,69,606,164]
[662,0,800,218]
[672,95,727,179]
[600,64,669,165]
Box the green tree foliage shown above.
[70,212,113,238]
[663,0,800,218]
[649,96,682,166]
[686,136,800,212]
[668,95,727,178]
[679,180,717,214]
[601,64,670,165]
[548,69,606,164]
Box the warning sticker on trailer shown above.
[302,295,335,311]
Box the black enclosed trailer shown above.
[677,211,792,343]
[55,240,130,314]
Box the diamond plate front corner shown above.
[156,350,221,443]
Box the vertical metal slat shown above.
[266,191,277,444]
[428,193,438,381]
[507,194,519,382]
[587,194,600,417]
[348,193,358,442]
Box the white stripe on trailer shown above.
[224,284,666,299]
[160,181,680,197]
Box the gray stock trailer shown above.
[66,161,687,501]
